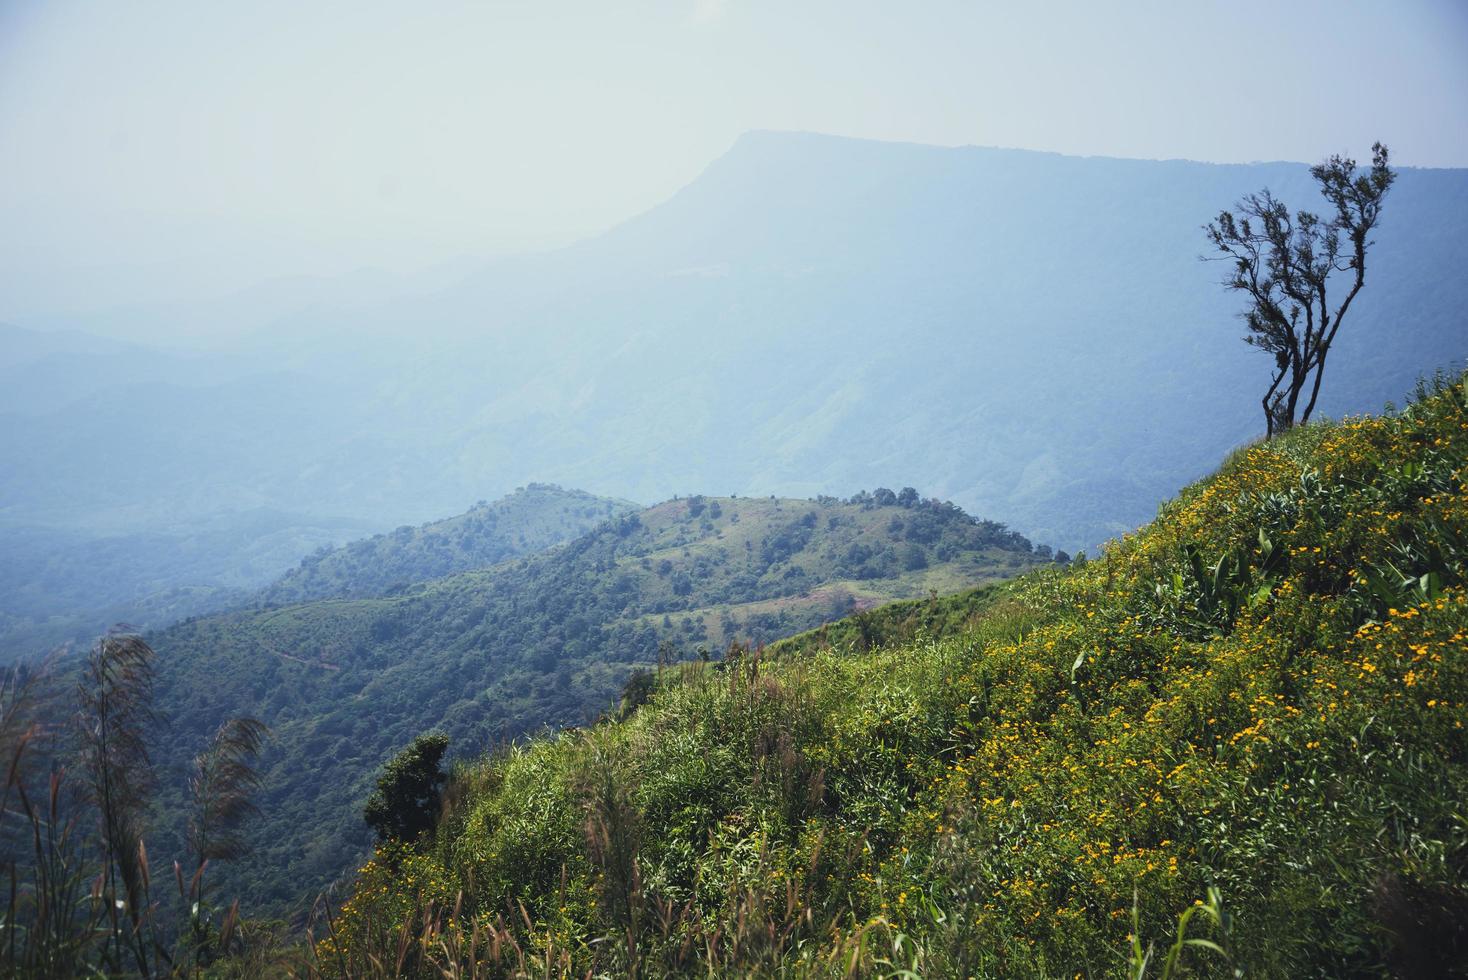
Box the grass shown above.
[142,488,1044,916]
[313,373,1468,977]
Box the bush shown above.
[363,733,449,843]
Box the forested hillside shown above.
[258,484,637,605]
[145,490,1047,914]
[0,510,373,663]
[0,486,631,665]
[323,376,1468,977]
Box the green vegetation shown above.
[0,510,370,664]
[143,490,1044,916]
[0,485,630,665]
[318,375,1468,976]
[364,733,450,843]
[1,632,268,978]
[259,484,637,605]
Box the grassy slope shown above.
[325,378,1468,977]
[258,483,639,604]
[148,492,1043,916]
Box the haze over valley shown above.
[5,133,1465,660]
[3,3,1468,975]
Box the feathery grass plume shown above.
[2,658,110,977]
[76,627,157,976]
[183,715,267,968]
[188,716,268,875]
[0,660,43,824]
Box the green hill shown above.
[321,376,1468,977]
[146,490,1047,915]
[257,483,638,605]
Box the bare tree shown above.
[1205,143,1395,436]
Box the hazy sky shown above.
[2,0,1466,323]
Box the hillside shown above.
[0,485,630,665]
[145,490,1048,914]
[5,136,1465,561]
[0,509,375,663]
[323,375,1468,977]
[257,483,638,605]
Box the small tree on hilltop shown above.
[1205,143,1395,436]
[364,732,449,842]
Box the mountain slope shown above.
[258,483,638,605]
[324,375,1468,976]
[0,510,376,662]
[0,486,631,664]
[145,491,1049,913]
[5,135,1465,555]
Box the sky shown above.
[2,0,1466,327]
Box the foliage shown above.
[619,668,657,718]
[321,374,1468,976]
[143,492,1044,916]
[1206,143,1396,435]
[0,486,630,665]
[1,634,268,977]
[77,630,159,974]
[364,733,450,843]
[260,484,638,606]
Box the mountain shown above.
[145,489,1049,913]
[0,511,376,663]
[258,483,639,605]
[4,134,1464,562]
[0,485,632,664]
[323,375,1468,977]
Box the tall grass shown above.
[1,630,267,978]
[312,374,1468,976]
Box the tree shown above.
[363,732,449,842]
[619,668,656,717]
[1204,143,1395,436]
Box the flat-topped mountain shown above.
[6,133,1464,563]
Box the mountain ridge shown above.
[256,483,640,606]
[321,374,1468,976]
[144,489,1050,913]
[3,133,1464,638]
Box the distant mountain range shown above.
[144,488,1049,914]
[2,132,1464,660]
